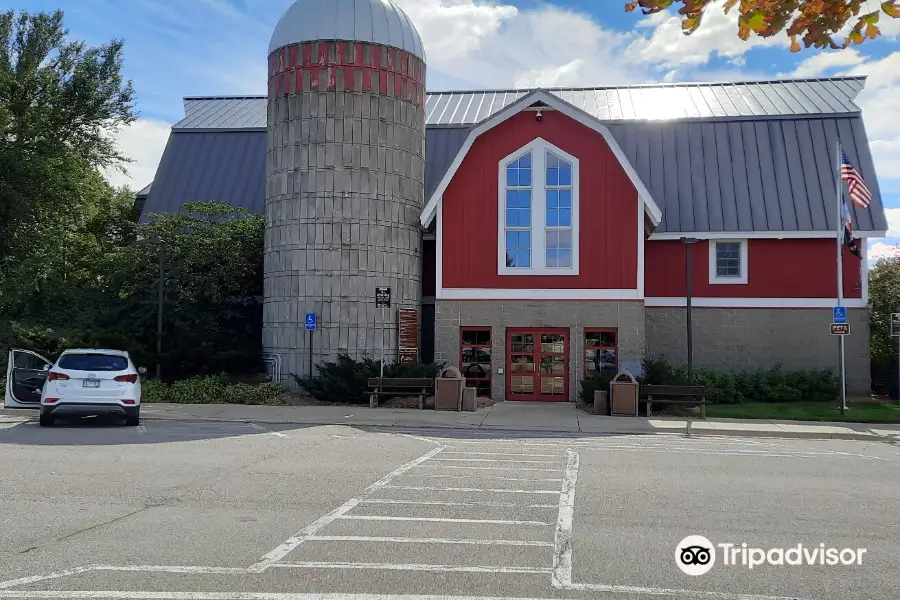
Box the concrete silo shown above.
[263,0,427,383]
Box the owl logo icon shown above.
[676,535,716,576]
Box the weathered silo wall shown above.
[264,37,426,384]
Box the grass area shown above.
[705,402,900,423]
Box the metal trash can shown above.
[609,371,639,417]
[461,386,477,412]
[435,366,465,411]
[593,390,609,416]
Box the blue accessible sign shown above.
[305,313,317,331]
[832,306,847,324]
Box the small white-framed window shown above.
[498,138,579,275]
[708,239,748,285]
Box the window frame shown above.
[459,327,492,398]
[497,137,580,276]
[583,328,618,376]
[708,239,748,285]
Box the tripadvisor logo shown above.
[675,536,867,576]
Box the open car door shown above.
[4,349,53,409]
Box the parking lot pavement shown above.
[1,419,898,600]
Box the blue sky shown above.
[25,0,899,257]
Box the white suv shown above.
[4,348,144,427]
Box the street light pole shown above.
[681,237,699,385]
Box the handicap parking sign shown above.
[305,313,317,330]
[832,306,847,324]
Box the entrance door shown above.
[506,328,569,402]
[4,349,53,408]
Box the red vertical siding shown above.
[441,111,638,290]
[644,239,863,298]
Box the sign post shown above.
[832,306,847,324]
[375,287,391,379]
[892,313,900,401]
[830,323,850,336]
[305,313,317,380]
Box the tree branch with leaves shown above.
[625,0,900,51]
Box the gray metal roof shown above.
[606,117,886,233]
[172,78,866,130]
[269,0,425,59]
[429,78,866,125]
[175,97,267,130]
[425,126,470,200]
[149,76,885,234]
[140,132,266,221]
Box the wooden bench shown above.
[640,385,710,418]
[368,378,434,409]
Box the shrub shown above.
[140,377,169,403]
[167,375,229,404]
[295,354,446,404]
[221,382,285,405]
[579,370,617,403]
[578,359,838,405]
[139,376,284,405]
[630,359,837,404]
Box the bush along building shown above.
[141,0,889,400]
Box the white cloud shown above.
[869,240,900,262]
[887,208,900,237]
[790,49,866,78]
[103,119,172,191]
[396,0,644,89]
[792,50,900,188]
[628,0,783,69]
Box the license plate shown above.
[83,379,100,388]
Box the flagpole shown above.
[836,139,847,415]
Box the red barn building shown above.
[143,78,888,399]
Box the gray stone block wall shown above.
[264,48,426,386]
[435,300,645,403]
[645,307,871,395]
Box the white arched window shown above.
[498,138,579,275]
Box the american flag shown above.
[840,195,862,259]
[841,151,872,208]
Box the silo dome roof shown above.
[269,0,425,61]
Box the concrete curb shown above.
[139,415,894,442]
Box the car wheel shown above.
[125,411,140,427]
[39,413,54,427]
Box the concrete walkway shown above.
[134,401,900,441]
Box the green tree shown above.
[0,9,136,313]
[868,246,900,398]
[626,1,900,51]
[2,202,265,379]
[869,246,900,359]
[105,202,265,378]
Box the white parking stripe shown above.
[423,465,560,472]
[269,562,551,574]
[0,566,99,590]
[247,423,289,439]
[358,499,558,509]
[383,485,559,495]
[437,451,562,458]
[408,474,563,483]
[338,515,553,526]
[550,449,578,588]
[248,446,444,572]
[430,458,560,464]
[307,536,553,547]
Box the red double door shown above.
[506,328,569,402]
